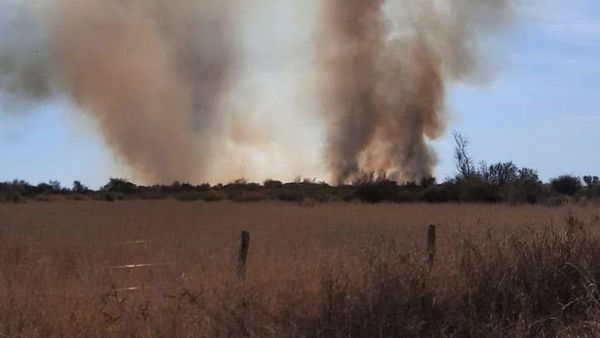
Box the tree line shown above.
[0,133,597,204]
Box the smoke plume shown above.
[0,1,53,103]
[52,0,237,183]
[0,0,237,183]
[319,0,511,184]
[0,0,514,185]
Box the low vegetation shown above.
[2,134,597,205]
[1,171,598,205]
[0,202,599,337]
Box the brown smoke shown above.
[1,0,513,185]
[50,0,237,183]
[319,0,511,184]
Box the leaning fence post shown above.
[427,224,436,267]
[238,230,250,280]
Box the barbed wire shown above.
[103,235,242,294]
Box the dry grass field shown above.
[1,201,600,337]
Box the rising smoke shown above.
[0,1,53,103]
[319,0,512,184]
[53,0,237,183]
[0,0,513,185]
[0,0,237,183]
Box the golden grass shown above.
[0,201,599,337]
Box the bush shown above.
[501,182,546,204]
[454,177,500,203]
[551,175,582,196]
[420,184,453,203]
[101,178,137,194]
[1,170,598,204]
[355,180,399,203]
[277,189,305,202]
[264,179,283,189]
[238,192,265,202]
[0,189,25,203]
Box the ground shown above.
[1,201,599,337]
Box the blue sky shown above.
[0,0,599,188]
[440,0,600,181]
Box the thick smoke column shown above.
[52,0,236,183]
[319,0,511,184]
[318,0,385,184]
[0,0,236,183]
[1,0,513,185]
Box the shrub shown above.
[277,189,305,202]
[72,181,89,194]
[583,175,599,188]
[101,178,137,194]
[264,179,283,189]
[0,188,25,203]
[202,191,224,202]
[355,180,399,203]
[454,177,500,203]
[420,184,453,203]
[481,161,519,186]
[501,179,545,204]
[551,175,582,196]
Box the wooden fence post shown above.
[427,224,436,267]
[238,230,250,280]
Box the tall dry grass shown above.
[0,201,600,337]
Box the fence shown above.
[104,225,438,296]
[103,230,253,295]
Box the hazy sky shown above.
[0,0,598,188]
